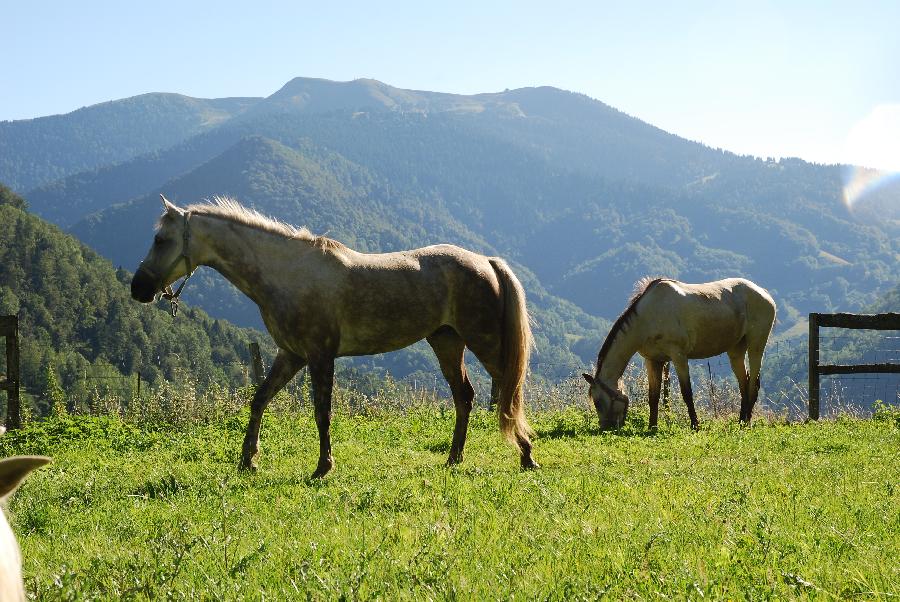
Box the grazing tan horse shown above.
[131,196,537,477]
[1,454,51,602]
[583,277,776,429]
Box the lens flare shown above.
[843,167,900,210]
[841,104,900,210]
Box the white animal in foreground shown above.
[0,455,51,602]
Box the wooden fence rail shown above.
[808,312,900,420]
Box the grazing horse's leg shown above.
[672,357,699,430]
[645,358,665,430]
[427,327,475,465]
[745,344,765,423]
[240,349,306,471]
[726,346,750,422]
[309,357,336,478]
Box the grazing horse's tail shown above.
[489,258,534,451]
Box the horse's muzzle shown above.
[131,267,158,303]
[599,407,627,430]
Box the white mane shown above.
[182,196,345,249]
[187,196,310,239]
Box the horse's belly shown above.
[337,330,429,357]
[684,319,744,359]
[336,311,441,357]
[686,343,732,360]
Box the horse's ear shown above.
[160,194,182,216]
[0,456,50,500]
[582,372,594,384]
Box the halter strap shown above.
[160,211,194,317]
[594,372,628,401]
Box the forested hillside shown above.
[0,185,271,414]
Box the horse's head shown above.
[582,371,629,429]
[131,195,194,303]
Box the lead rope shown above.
[161,212,194,317]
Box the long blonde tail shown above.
[489,258,533,451]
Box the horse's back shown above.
[334,244,504,356]
[665,278,772,310]
[646,278,775,357]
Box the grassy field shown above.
[1,396,898,600]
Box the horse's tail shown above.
[489,258,534,451]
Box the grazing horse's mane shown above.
[164,196,346,250]
[595,276,668,368]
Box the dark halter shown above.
[594,372,628,402]
[161,211,194,317]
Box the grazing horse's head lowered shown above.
[131,195,195,307]
[582,371,629,429]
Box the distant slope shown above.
[0,184,271,414]
[0,93,260,192]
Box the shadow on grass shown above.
[423,439,451,454]
[536,417,665,440]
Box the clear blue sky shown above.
[4,0,899,170]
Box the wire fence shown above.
[4,330,898,425]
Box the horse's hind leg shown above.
[309,356,336,478]
[726,344,750,422]
[240,349,305,471]
[427,327,475,465]
[466,340,538,470]
[745,344,766,423]
[672,356,699,430]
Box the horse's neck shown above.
[196,217,313,304]
[598,323,641,384]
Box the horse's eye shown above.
[154,235,163,245]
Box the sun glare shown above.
[842,104,900,209]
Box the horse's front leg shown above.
[645,359,665,430]
[240,349,305,471]
[309,357,336,478]
[672,357,699,430]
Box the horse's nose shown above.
[131,269,157,303]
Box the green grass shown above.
[2,405,898,600]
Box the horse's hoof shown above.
[445,454,463,466]
[238,459,258,473]
[310,457,334,479]
[521,458,540,470]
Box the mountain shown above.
[5,77,898,385]
[24,79,740,229]
[0,185,272,415]
[0,93,260,192]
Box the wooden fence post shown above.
[808,313,819,420]
[249,342,265,385]
[1,316,21,430]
